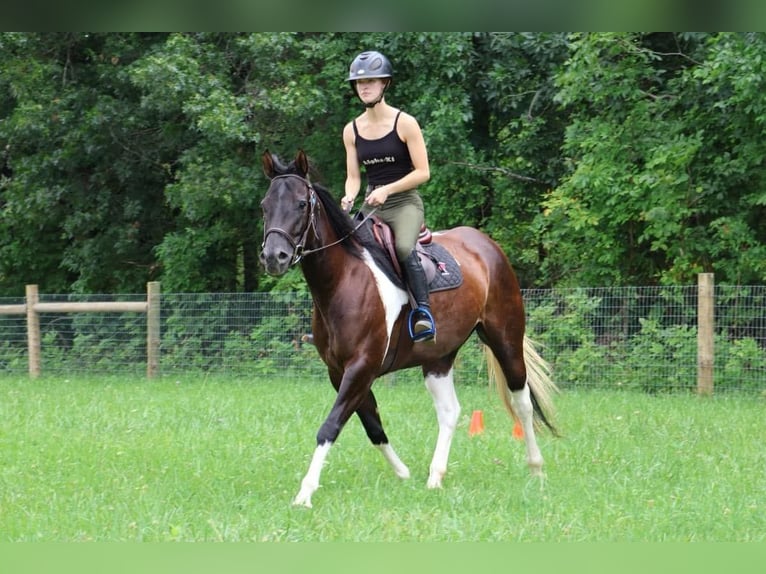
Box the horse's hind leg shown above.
[510,381,544,475]
[479,327,545,476]
[504,352,545,474]
[423,363,461,488]
[356,390,410,479]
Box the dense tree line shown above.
[1,32,764,296]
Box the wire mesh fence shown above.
[1,284,765,393]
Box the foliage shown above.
[720,337,766,392]
[544,32,766,286]
[0,33,177,295]
[3,33,766,294]
[524,287,766,393]
[622,319,698,393]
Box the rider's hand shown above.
[365,187,389,207]
[340,196,354,212]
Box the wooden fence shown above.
[697,273,714,395]
[0,282,161,378]
[0,275,729,393]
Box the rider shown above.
[340,50,435,342]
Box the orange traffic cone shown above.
[469,410,485,436]
[512,419,524,440]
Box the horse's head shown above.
[259,150,318,275]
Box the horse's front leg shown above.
[293,441,332,508]
[424,366,460,489]
[293,364,376,508]
[356,390,410,479]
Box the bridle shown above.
[261,174,319,266]
[261,174,377,266]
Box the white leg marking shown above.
[511,383,544,475]
[376,444,411,479]
[362,250,408,365]
[293,442,332,508]
[424,369,461,489]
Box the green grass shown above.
[0,374,763,541]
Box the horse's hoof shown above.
[396,467,411,480]
[292,497,313,508]
[292,490,314,508]
[528,465,545,479]
[426,472,444,489]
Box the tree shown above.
[137,33,359,292]
[464,32,570,286]
[542,32,766,286]
[3,33,765,295]
[0,32,175,295]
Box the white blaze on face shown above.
[362,250,408,362]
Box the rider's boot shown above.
[401,251,436,342]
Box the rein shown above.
[262,174,377,266]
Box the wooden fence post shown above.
[697,273,714,395]
[25,284,41,378]
[146,281,161,378]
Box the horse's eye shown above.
[298,200,307,210]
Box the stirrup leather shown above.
[408,307,436,342]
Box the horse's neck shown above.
[300,222,352,299]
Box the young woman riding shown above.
[341,50,435,342]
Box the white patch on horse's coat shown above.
[511,383,544,473]
[424,369,461,489]
[376,444,411,479]
[361,249,408,362]
[293,441,332,508]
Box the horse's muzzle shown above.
[259,245,293,276]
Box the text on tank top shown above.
[353,111,414,186]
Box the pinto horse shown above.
[259,150,558,508]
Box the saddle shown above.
[368,215,463,293]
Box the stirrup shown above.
[408,307,436,342]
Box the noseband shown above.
[262,174,319,266]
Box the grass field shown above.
[0,374,763,542]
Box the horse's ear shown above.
[262,150,275,179]
[295,150,309,178]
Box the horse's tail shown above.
[485,336,560,436]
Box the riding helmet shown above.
[348,51,393,106]
[347,51,393,82]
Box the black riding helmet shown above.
[347,51,393,107]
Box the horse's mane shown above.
[311,183,365,259]
[312,183,405,289]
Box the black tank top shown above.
[353,111,413,186]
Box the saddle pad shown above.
[420,242,463,293]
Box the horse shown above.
[259,150,559,508]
